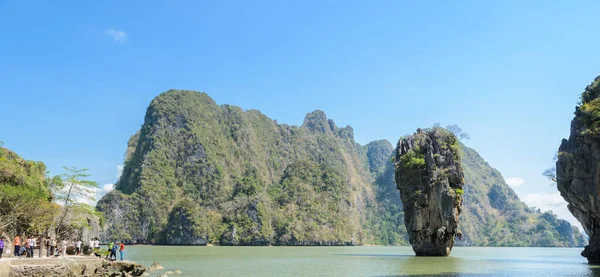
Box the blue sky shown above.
[1,0,599,227]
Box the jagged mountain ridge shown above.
[97,89,585,246]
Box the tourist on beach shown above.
[110,242,118,260]
[76,239,82,255]
[94,238,100,251]
[18,243,27,257]
[93,238,101,258]
[51,238,56,257]
[28,236,36,258]
[0,237,4,258]
[107,241,114,259]
[88,238,93,255]
[119,241,124,260]
[45,237,51,257]
[24,237,30,258]
[19,240,29,258]
[61,239,67,256]
[13,235,20,258]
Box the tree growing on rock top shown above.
[445,124,470,141]
[394,127,465,256]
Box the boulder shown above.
[150,262,164,270]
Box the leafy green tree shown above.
[50,167,98,238]
[0,146,55,236]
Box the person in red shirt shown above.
[118,241,125,261]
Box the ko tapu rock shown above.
[557,76,600,264]
[394,128,465,256]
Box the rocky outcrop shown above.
[394,128,464,256]
[5,258,146,277]
[557,76,600,264]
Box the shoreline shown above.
[114,244,586,248]
[0,256,147,277]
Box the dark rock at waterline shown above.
[394,128,464,256]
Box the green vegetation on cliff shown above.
[97,90,585,247]
[0,145,102,241]
[0,146,55,236]
[459,145,585,246]
[99,90,373,245]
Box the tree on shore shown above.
[50,167,98,239]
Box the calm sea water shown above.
[125,246,600,277]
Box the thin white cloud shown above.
[505,177,525,187]
[522,192,583,231]
[57,183,97,206]
[104,28,127,43]
[102,183,115,193]
[117,165,124,179]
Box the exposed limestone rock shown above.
[557,76,600,264]
[149,262,164,271]
[394,128,464,256]
[5,258,146,277]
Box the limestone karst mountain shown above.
[96,89,585,247]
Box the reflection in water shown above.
[384,256,465,276]
[125,246,597,277]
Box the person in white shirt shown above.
[61,240,67,256]
[76,240,82,255]
[93,238,101,258]
[26,236,36,258]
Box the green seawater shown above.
[125,246,600,276]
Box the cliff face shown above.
[557,76,600,264]
[394,128,464,256]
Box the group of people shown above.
[11,235,39,258]
[88,238,125,260]
[0,236,125,260]
[43,236,76,257]
[106,241,125,261]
